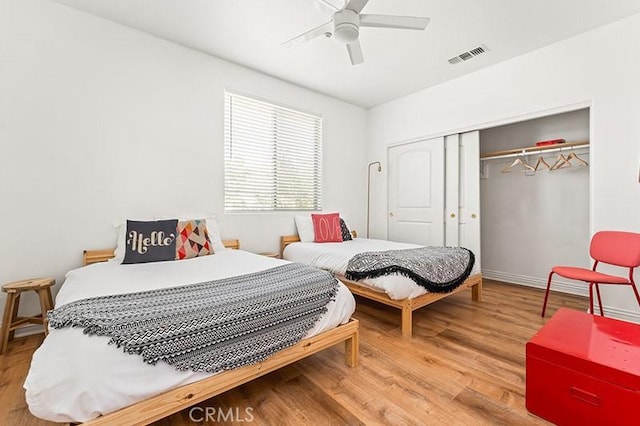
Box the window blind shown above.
[224,91,323,212]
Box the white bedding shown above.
[24,249,355,423]
[283,238,430,300]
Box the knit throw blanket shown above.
[47,263,338,373]
[345,247,475,293]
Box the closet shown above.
[479,109,590,295]
[385,108,589,288]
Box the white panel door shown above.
[388,137,445,245]
[459,131,481,273]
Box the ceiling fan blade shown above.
[360,14,430,30]
[345,0,370,14]
[313,0,345,15]
[282,21,333,47]
[346,41,364,65]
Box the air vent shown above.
[448,45,488,65]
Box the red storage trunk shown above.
[526,308,640,425]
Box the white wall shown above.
[480,110,590,294]
[0,0,367,325]
[368,13,640,321]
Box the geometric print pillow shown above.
[176,219,213,260]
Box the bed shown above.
[25,240,358,425]
[281,235,482,338]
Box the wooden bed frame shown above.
[280,235,482,338]
[64,242,360,425]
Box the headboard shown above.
[279,235,301,259]
[82,239,241,266]
[279,230,356,259]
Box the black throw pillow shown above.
[340,219,352,241]
[122,219,178,264]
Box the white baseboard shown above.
[14,324,45,337]
[482,269,640,324]
[597,305,640,324]
[482,269,589,296]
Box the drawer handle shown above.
[569,386,601,407]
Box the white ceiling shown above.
[54,0,640,108]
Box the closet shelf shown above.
[480,140,589,161]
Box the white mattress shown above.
[24,249,355,423]
[283,238,429,300]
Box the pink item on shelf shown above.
[535,138,566,147]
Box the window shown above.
[224,91,323,212]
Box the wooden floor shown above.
[1,280,587,425]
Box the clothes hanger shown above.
[501,156,535,173]
[534,155,550,171]
[566,151,589,166]
[550,151,572,171]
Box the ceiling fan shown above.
[283,0,430,65]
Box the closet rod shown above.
[480,144,589,161]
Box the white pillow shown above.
[204,216,226,252]
[294,215,315,242]
[111,216,225,263]
[112,222,126,263]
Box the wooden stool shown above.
[1,278,55,354]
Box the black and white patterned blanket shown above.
[345,247,475,293]
[47,263,338,373]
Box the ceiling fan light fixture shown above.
[334,23,359,43]
[333,9,360,43]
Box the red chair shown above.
[541,230,640,317]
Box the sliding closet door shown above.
[445,131,481,273]
[458,131,481,274]
[445,134,460,245]
[388,137,445,245]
